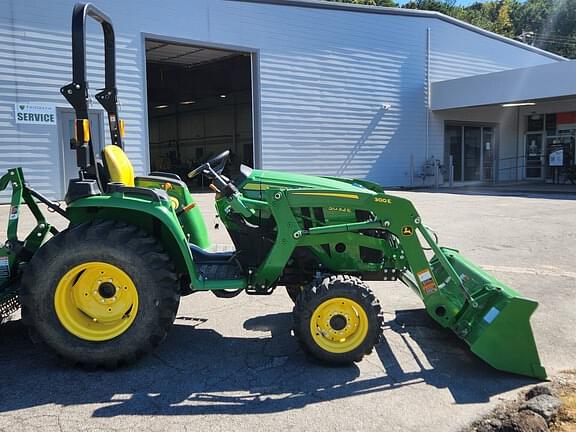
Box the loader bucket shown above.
[428,249,547,380]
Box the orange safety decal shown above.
[119,119,126,138]
[416,268,437,295]
[9,206,18,220]
[181,202,196,213]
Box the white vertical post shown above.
[449,154,454,187]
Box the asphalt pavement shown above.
[0,190,574,432]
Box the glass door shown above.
[525,133,543,179]
[482,127,494,182]
[446,124,496,183]
[445,125,463,182]
[464,126,481,181]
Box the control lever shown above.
[203,164,253,218]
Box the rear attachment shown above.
[0,168,59,323]
[0,292,20,322]
[1,248,19,321]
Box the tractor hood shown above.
[240,168,381,195]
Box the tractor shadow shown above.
[376,309,538,403]
[0,310,536,417]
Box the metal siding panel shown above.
[429,20,557,82]
[0,0,560,202]
[0,1,146,200]
[208,2,428,186]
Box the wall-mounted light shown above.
[502,102,536,108]
[154,104,169,109]
[219,94,227,99]
[180,100,196,105]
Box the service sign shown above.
[14,103,56,125]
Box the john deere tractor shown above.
[0,3,546,378]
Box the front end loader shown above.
[0,3,546,379]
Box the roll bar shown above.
[60,3,123,178]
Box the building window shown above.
[526,115,544,132]
[545,113,557,135]
[525,112,576,181]
[444,124,495,183]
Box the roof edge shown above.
[229,0,566,61]
[430,60,576,110]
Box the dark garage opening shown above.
[145,40,254,185]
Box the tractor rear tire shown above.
[293,275,383,364]
[20,220,180,368]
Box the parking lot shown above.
[1,190,575,432]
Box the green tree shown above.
[326,0,397,7]
[402,0,458,14]
[494,0,514,37]
[401,0,576,58]
[520,0,576,58]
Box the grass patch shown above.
[551,386,576,432]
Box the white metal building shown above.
[1,0,574,200]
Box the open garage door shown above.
[145,40,254,186]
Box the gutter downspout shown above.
[516,106,520,182]
[425,27,431,161]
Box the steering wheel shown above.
[188,150,230,179]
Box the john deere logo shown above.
[402,226,414,236]
[19,105,25,110]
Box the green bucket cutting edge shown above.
[424,248,546,380]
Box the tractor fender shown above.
[65,194,199,283]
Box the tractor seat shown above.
[101,145,135,186]
[101,145,211,249]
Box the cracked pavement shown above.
[1,190,575,431]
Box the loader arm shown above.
[217,184,546,379]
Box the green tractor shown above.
[0,3,546,378]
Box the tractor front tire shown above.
[20,220,180,368]
[293,275,383,364]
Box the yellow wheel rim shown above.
[310,297,369,354]
[54,262,139,342]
